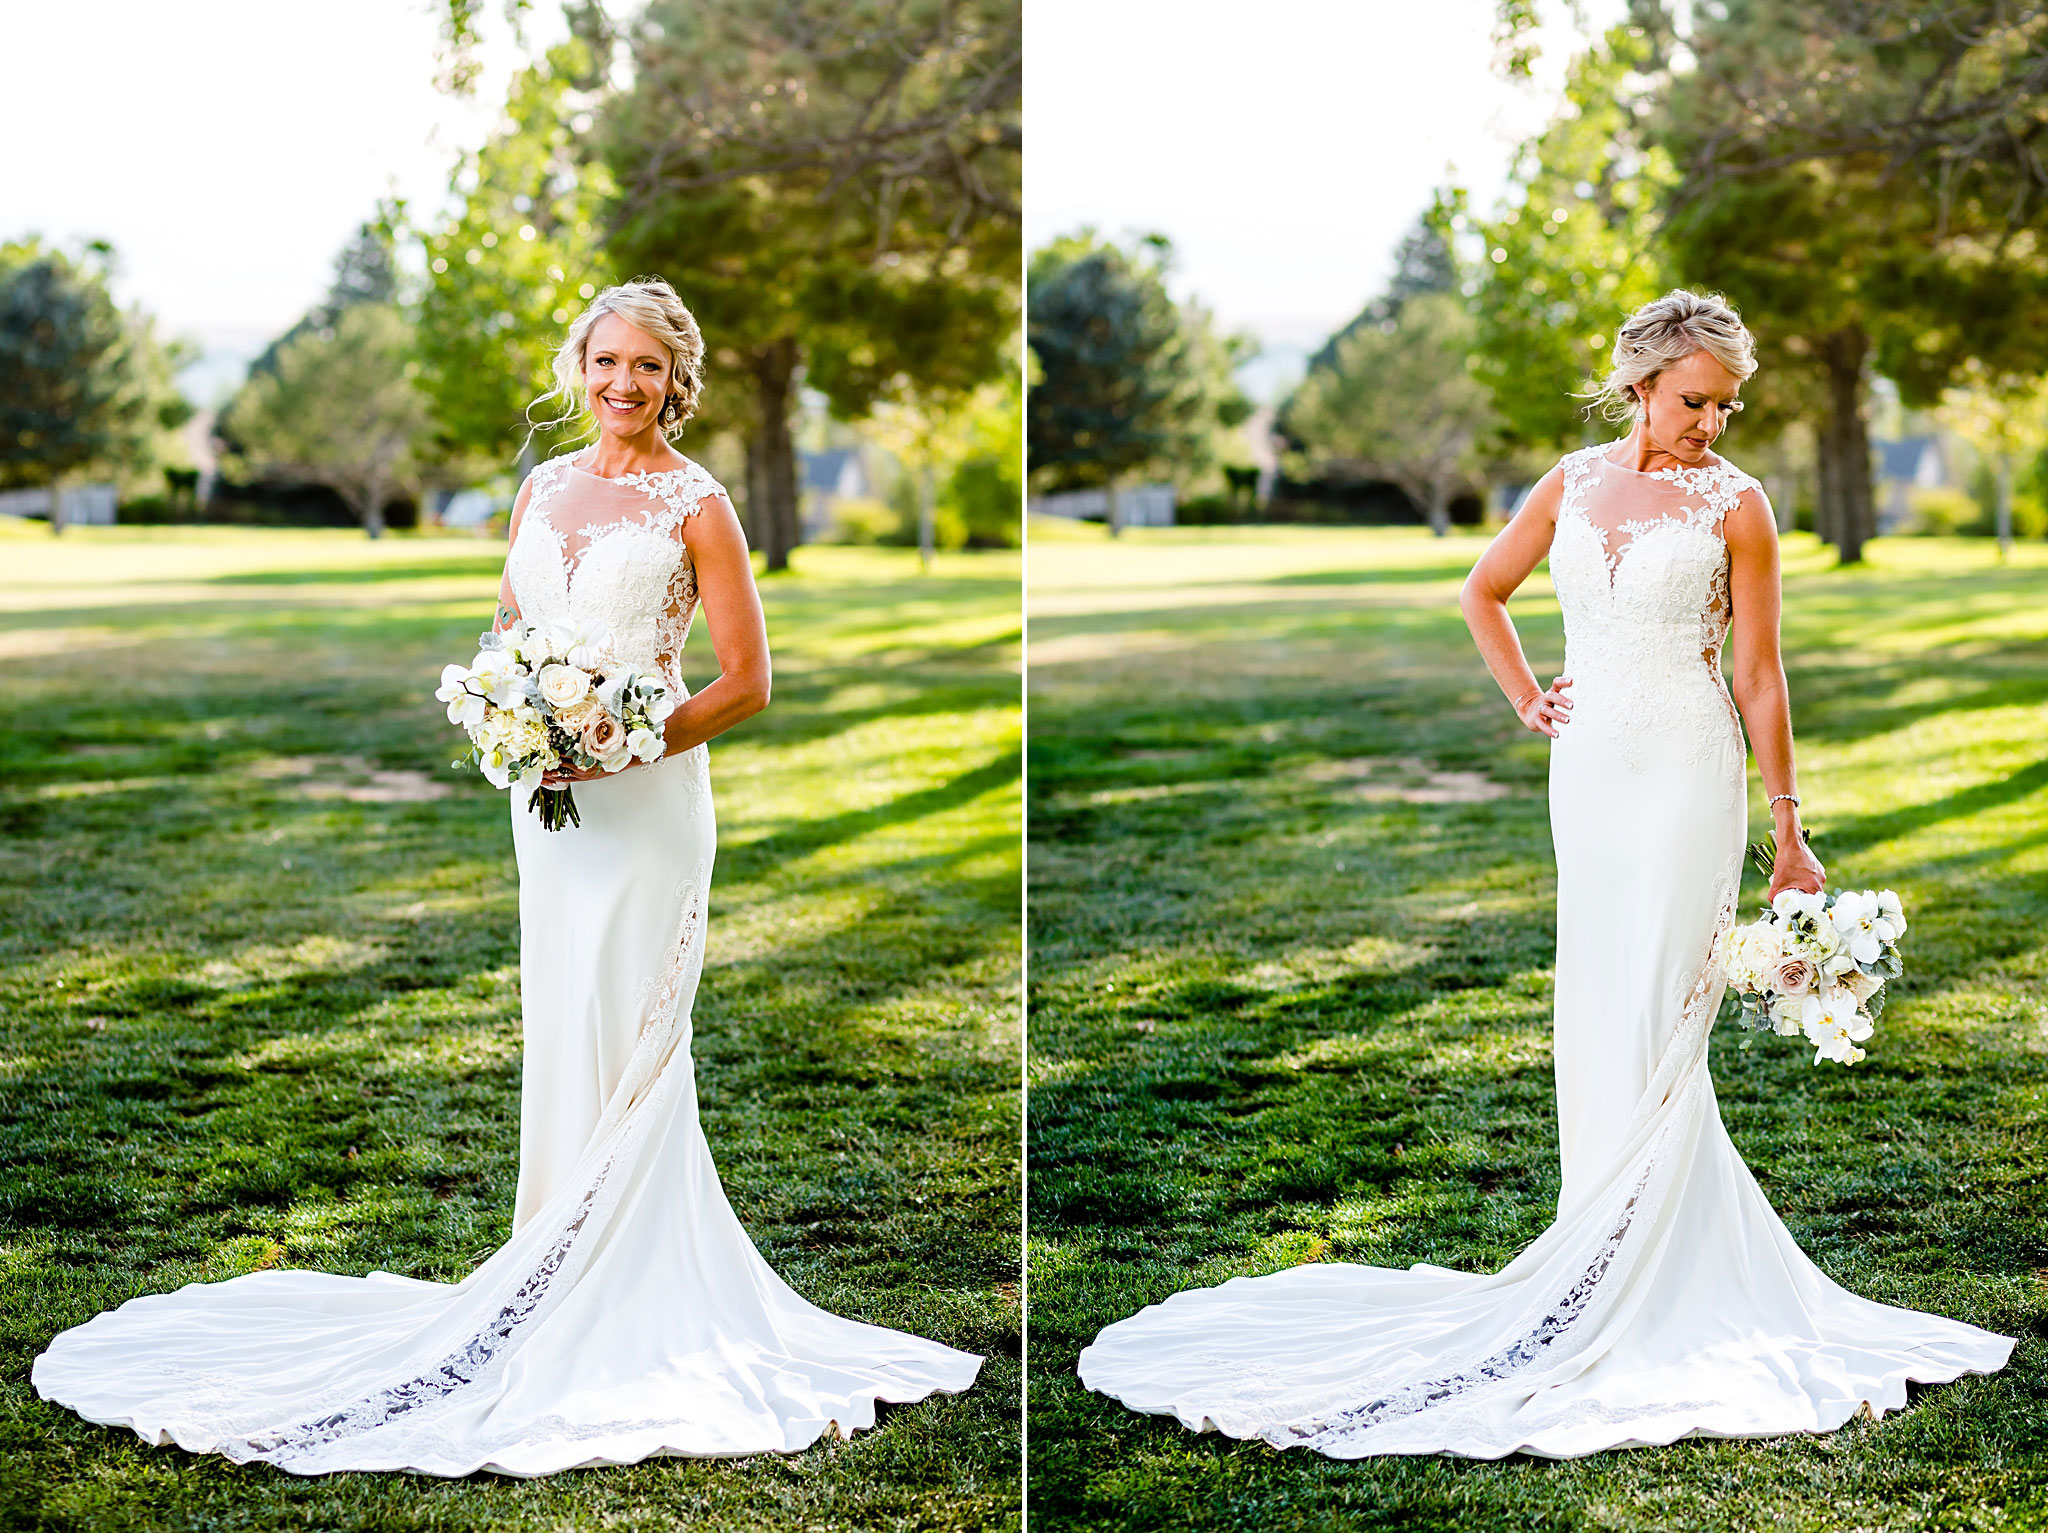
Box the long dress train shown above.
[1075,444,2011,1459]
[32,455,981,1476]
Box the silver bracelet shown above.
[1769,793,1800,810]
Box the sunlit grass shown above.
[0,526,1020,1532]
[1027,526,2048,1533]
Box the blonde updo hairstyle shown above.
[1585,289,1757,425]
[532,276,705,439]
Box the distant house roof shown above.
[801,448,865,496]
[1877,435,1943,485]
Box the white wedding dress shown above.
[1077,443,2011,1459]
[32,453,982,1476]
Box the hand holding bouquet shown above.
[436,618,673,831]
[1718,886,1907,1065]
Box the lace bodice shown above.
[1547,443,1757,769]
[502,454,726,694]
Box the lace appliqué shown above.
[1549,445,1753,773]
[215,859,717,1473]
[1200,863,1741,1458]
[1279,1158,1659,1454]
[505,458,723,697]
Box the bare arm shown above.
[494,476,530,632]
[1724,486,1824,897]
[663,492,771,753]
[542,491,770,786]
[1459,466,1574,736]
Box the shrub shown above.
[1905,485,1988,536]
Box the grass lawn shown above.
[1026,521,2048,1532]
[0,524,1021,1532]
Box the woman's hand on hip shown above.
[1516,676,1573,737]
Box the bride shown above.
[33,277,982,1476]
[1076,289,2011,1458]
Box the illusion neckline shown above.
[563,451,700,484]
[1594,443,1732,480]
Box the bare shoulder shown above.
[1724,480,1778,552]
[1518,459,1571,524]
[679,484,748,556]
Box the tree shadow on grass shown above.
[720,749,1021,880]
[1817,755,2048,859]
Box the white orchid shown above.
[1801,984,1872,1065]
[1827,890,1892,966]
[1771,887,1827,925]
[1877,889,1907,938]
[543,617,610,670]
[469,650,528,707]
[435,664,489,729]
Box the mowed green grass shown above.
[0,523,1021,1532]
[1026,521,2048,1532]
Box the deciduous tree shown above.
[218,304,430,538]
[1284,293,1498,536]
[1657,0,2048,562]
[600,0,1020,571]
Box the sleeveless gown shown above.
[1075,444,2011,1459]
[31,454,981,1476]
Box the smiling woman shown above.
[30,279,986,1476]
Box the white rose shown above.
[538,663,592,709]
[1770,993,1808,1036]
[627,727,664,763]
[1719,922,1781,990]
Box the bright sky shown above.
[1026,0,1626,393]
[1,0,565,400]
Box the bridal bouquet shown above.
[436,619,671,831]
[1718,887,1907,1065]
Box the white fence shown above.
[0,485,118,525]
[1028,483,1177,527]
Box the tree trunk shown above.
[917,464,936,572]
[747,340,802,573]
[743,434,766,551]
[1425,478,1451,537]
[1995,453,2014,560]
[1815,328,1874,565]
